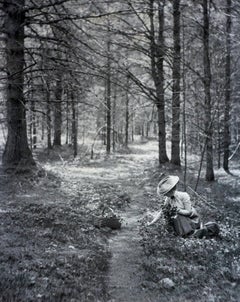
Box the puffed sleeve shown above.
[175,192,192,215]
[181,192,192,211]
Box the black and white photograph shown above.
[0,0,239,301]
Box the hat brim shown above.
[157,175,179,196]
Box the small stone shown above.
[159,277,175,289]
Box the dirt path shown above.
[102,144,159,302]
[1,140,239,301]
[1,140,240,301]
[44,141,159,301]
[107,192,155,302]
[41,142,240,302]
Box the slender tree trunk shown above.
[46,86,52,149]
[125,98,129,146]
[142,124,145,138]
[131,113,135,142]
[40,84,44,142]
[203,0,214,181]
[157,1,169,163]
[217,99,221,169]
[171,0,181,166]
[125,76,130,147]
[182,16,187,190]
[106,38,111,154]
[2,0,35,168]
[223,0,232,172]
[149,0,169,164]
[53,77,62,146]
[28,75,33,150]
[112,80,117,152]
[66,90,69,145]
[71,92,78,157]
[41,114,45,142]
[30,100,37,149]
[146,122,149,138]
[156,104,169,163]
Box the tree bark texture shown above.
[106,38,111,154]
[66,91,69,145]
[71,92,78,157]
[112,82,117,152]
[30,100,37,150]
[46,86,52,149]
[223,0,232,172]
[171,0,181,166]
[149,0,169,164]
[53,77,62,146]
[203,0,214,181]
[125,76,130,147]
[2,0,35,168]
[182,16,187,189]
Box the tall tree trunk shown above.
[171,0,181,166]
[30,100,37,149]
[142,124,145,138]
[53,77,62,146]
[149,0,169,164]
[106,38,111,154]
[156,104,169,163]
[71,92,78,158]
[125,76,130,147]
[217,99,221,169]
[41,114,45,142]
[29,67,37,150]
[203,0,214,181]
[131,112,135,142]
[46,85,52,150]
[157,0,169,163]
[66,90,69,145]
[146,122,149,138]
[112,79,117,152]
[2,0,35,168]
[182,16,187,190]
[223,0,232,172]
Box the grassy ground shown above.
[0,140,239,301]
[0,170,112,301]
[139,162,240,302]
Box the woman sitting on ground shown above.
[147,175,219,238]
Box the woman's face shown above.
[165,185,177,198]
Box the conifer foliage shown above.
[0,0,239,177]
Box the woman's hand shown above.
[146,210,162,226]
[176,208,182,215]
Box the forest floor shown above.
[0,139,239,301]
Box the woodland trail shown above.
[44,141,160,302]
[40,140,240,302]
[107,189,155,302]
[1,140,240,301]
[98,143,159,302]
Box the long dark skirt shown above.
[172,215,220,238]
[172,214,200,237]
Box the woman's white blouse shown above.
[166,191,192,212]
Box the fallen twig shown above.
[187,186,217,210]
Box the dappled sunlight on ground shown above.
[215,166,240,200]
[43,141,159,183]
[1,139,239,301]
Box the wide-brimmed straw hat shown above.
[157,175,179,196]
